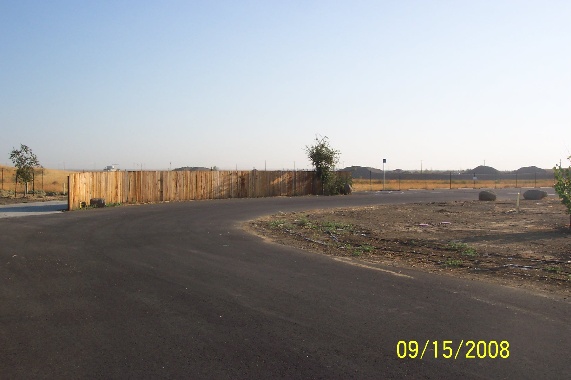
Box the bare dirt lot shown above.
[250,197,571,297]
[0,194,67,205]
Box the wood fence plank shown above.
[67,170,344,209]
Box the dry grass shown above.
[352,178,555,192]
[0,165,77,195]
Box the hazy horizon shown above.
[0,162,559,174]
[2,1,570,172]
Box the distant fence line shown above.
[68,170,341,210]
[354,171,555,191]
[1,167,68,194]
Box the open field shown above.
[250,196,570,296]
[352,177,555,191]
[0,165,76,197]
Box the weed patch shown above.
[545,266,562,273]
[443,258,463,268]
[446,241,477,257]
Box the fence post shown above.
[534,171,537,188]
[67,175,71,211]
[449,171,452,189]
[293,170,296,196]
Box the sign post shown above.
[383,158,387,191]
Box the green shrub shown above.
[554,156,571,228]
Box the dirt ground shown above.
[0,194,67,205]
[249,197,571,297]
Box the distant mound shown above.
[515,166,546,174]
[463,166,500,175]
[342,166,383,179]
[173,166,211,171]
[342,164,551,179]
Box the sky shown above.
[1,1,570,172]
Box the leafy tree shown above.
[554,156,571,228]
[305,136,348,195]
[9,144,40,197]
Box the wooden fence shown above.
[68,170,333,210]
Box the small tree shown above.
[9,144,40,197]
[305,136,342,195]
[554,156,571,228]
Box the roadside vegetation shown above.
[305,136,352,195]
[9,144,40,197]
[553,156,571,228]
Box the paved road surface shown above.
[0,200,67,218]
[1,189,569,379]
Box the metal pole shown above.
[382,159,386,191]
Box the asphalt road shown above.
[0,200,67,218]
[1,189,569,379]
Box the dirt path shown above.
[0,195,67,205]
[250,197,571,297]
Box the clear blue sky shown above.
[1,1,570,171]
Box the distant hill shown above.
[173,166,212,171]
[515,166,547,174]
[342,166,383,179]
[341,165,552,179]
[463,166,500,175]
